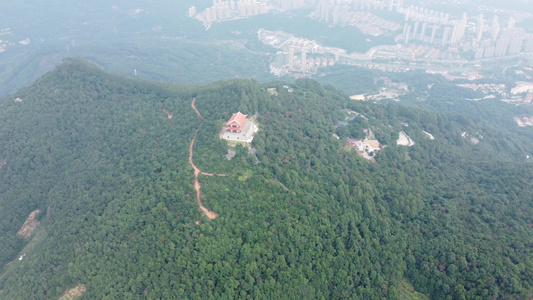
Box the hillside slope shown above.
[0,59,531,299]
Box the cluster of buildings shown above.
[190,1,533,83]
[406,44,451,59]
[351,11,401,36]
[347,138,382,162]
[313,6,401,36]
[260,28,444,76]
[448,74,533,105]
[452,80,533,105]
[0,27,10,35]
[511,82,533,95]
[260,28,439,76]
[403,4,449,25]
[375,77,408,90]
[457,71,483,81]
[474,25,533,59]
[272,0,307,10]
[258,29,323,53]
[502,92,533,105]
[426,69,484,81]
[258,29,341,75]
[343,123,382,162]
[456,83,506,96]
[189,0,310,24]
[509,69,533,101]
[354,43,460,61]
[366,88,404,102]
[189,0,270,24]
[0,40,8,53]
[316,0,407,25]
[461,131,481,145]
[189,0,533,81]
[341,61,409,73]
[514,116,533,127]
[0,28,13,53]
[393,4,533,59]
[402,11,533,59]
[515,69,533,80]
[310,0,533,61]
[0,38,30,53]
[400,9,454,45]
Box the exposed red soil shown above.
[162,107,173,119]
[189,98,219,220]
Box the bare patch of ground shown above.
[267,88,278,95]
[248,147,261,164]
[398,279,429,299]
[19,228,47,256]
[1,227,47,281]
[225,148,236,160]
[423,131,435,140]
[58,283,86,300]
[397,131,415,146]
[162,107,173,119]
[16,210,41,238]
[366,88,404,101]
[350,94,366,101]
[461,131,482,145]
[239,170,253,181]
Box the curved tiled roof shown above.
[227,112,248,127]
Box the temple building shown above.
[226,112,248,133]
[222,112,258,143]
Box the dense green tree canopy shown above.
[0,59,531,299]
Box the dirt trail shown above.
[272,178,290,192]
[189,98,219,220]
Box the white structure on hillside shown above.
[222,112,258,143]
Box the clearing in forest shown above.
[397,131,415,146]
[423,131,435,140]
[16,210,41,238]
[398,279,429,300]
[239,170,253,181]
[58,283,86,300]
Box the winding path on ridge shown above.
[188,98,226,220]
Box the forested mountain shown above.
[0,59,532,299]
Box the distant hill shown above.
[0,59,531,299]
